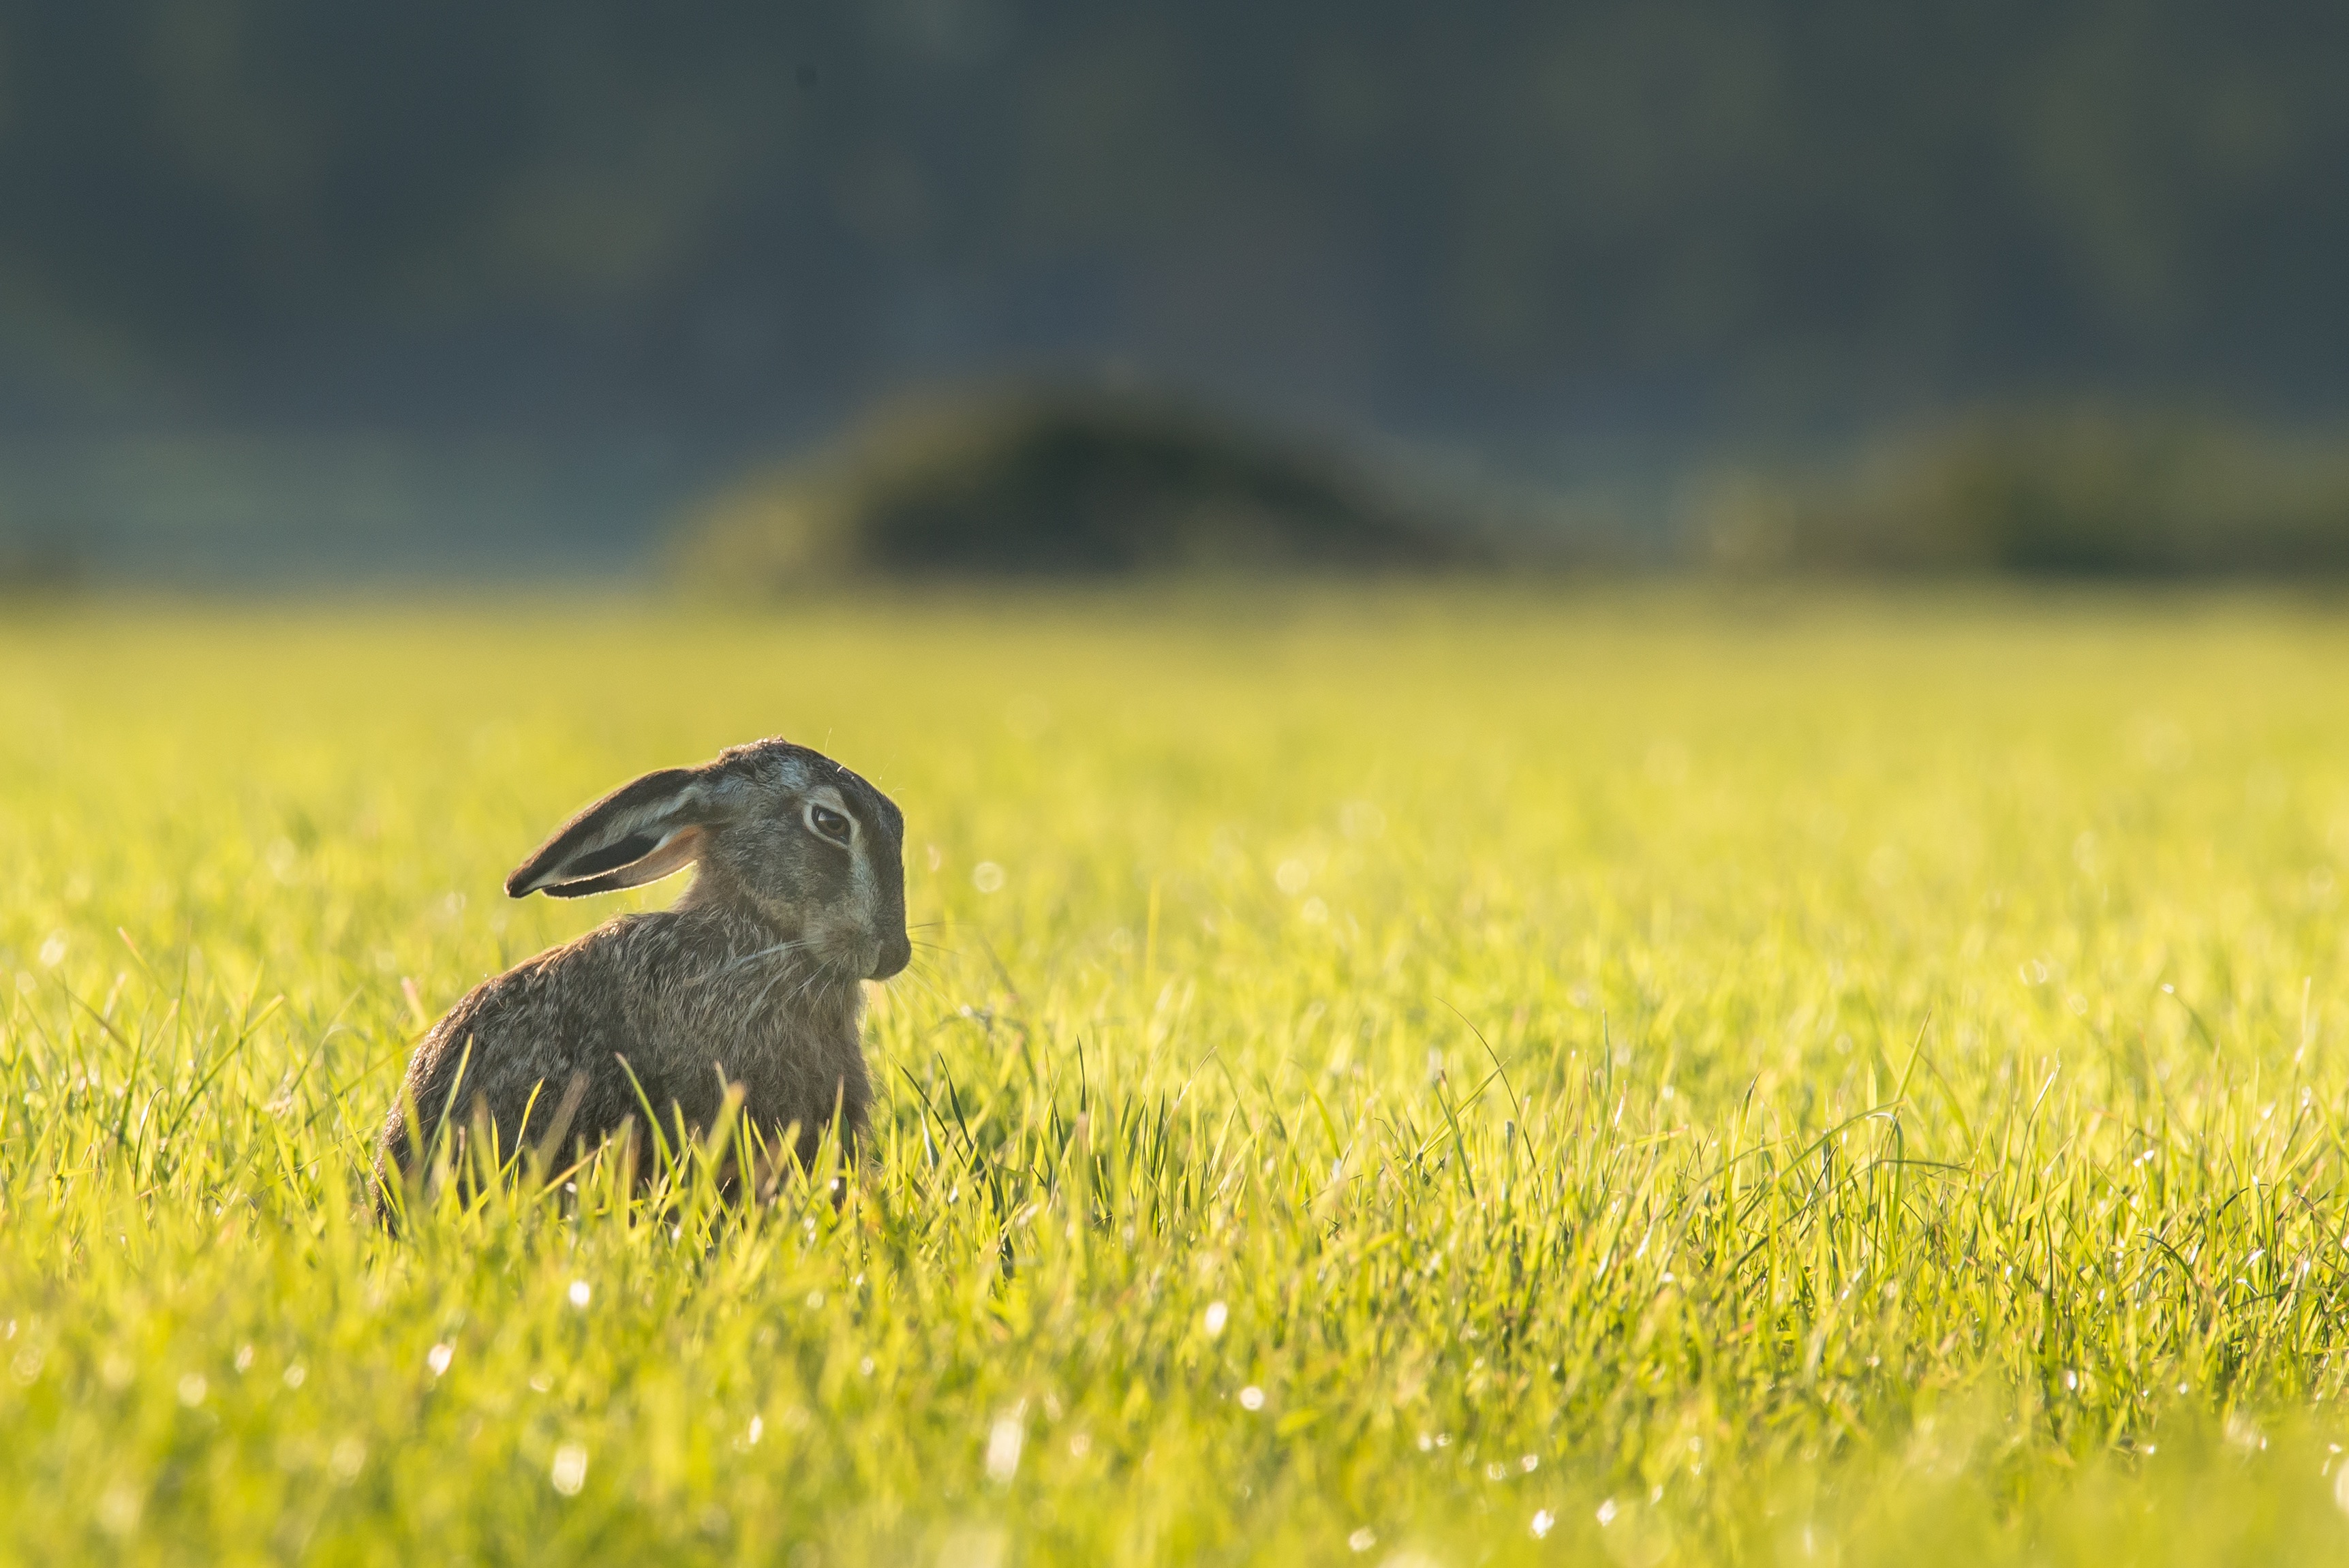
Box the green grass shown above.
[6,588,2349,1565]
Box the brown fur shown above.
[375,737,908,1197]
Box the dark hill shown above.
[673,387,1474,585]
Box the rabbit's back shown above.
[375,908,871,1182]
[375,918,647,1179]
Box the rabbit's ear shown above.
[505,766,722,900]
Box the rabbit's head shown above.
[504,738,910,981]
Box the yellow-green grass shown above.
[5,589,2349,1565]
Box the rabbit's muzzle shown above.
[805,914,906,983]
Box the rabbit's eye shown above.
[807,804,853,844]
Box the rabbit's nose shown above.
[870,929,911,981]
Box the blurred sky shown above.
[3,1,2346,575]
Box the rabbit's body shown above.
[375,738,908,1192]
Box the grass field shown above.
[5,589,2349,1565]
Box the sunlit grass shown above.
[5,587,2349,1565]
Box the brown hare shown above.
[375,737,909,1199]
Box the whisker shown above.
[885,968,953,1007]
[701,934,827,981]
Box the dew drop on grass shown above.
[985,1415,1024,1483]
[568,1280,591,1308]
[1349,1527,1378,1551]
[1238,1386,1265,1411]
[1596,1498,1618,1526]
[97,1480,142,1536]
[551,1443,588,1496]
[1203,1301,1228,1338]
[427,1344,453,1377]
[1531,1509,1555,1539]
[972,863,1006,894]
[176,1374,206,1406]
[282,1363,305,1389]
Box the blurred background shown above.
[3,0,2347,588]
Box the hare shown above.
[375,737,910,1197]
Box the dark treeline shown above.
[4,0,2346,450]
